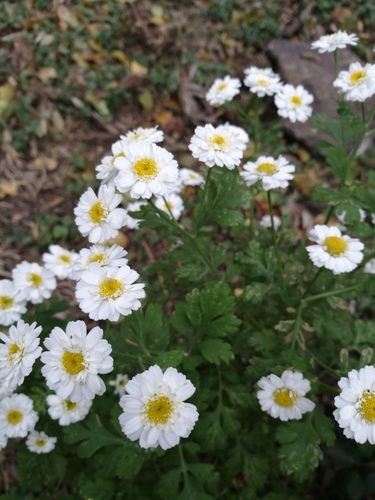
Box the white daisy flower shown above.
[364,258,375,274]
[71,244,128,281]
[114,143,179,199]
[224,123,250,145]
[244,67,283,97]
[0,433,7,450]
[259,214,282,230]
[42,245,79,280]
[109,373,129,397]
[274,84,314,123]
[119,365,199,450]
[0,320,42,390]
[0,393,38,438]
[155,193,184,220]
[75,263,145,321]
[257,370,315,421]
[205,75,241,106]
[240,155,295,191]
[41,320,113,403]
[179,168,205,187]
[46,394,92,426]
[95,140,126,187]
[0,279,27,327]
[120,126,164,146]
[333,62,375,102]
[0,379,12,400]
[306,225,364,275]
[188,123,247,169]
[26,430,57,454]
[12,262,56,304]
[74,185,128,244]
[333,366,375,444]
[311,31,359,53]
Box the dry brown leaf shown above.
[32,157,58,171]
[52,110,65,131]
[39,33,55,46]
[130,61,148,76]
[37,67,58,82]
[153,110,174,126]
[57,6,81,30]
[0,181,18,199]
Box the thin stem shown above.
[302,268,323,299]
[317,380,340,394]
[333,50,339,79]
[178,444,191,497]
[112,351,140,360]
[253,97,260,156]
[148,198,222,280]
[267,190,287,304]
[248,192,254,241]
[362,102,366,123]
[305,346,341,378]
[194,167,212,232]
[130,322,150,357]
[324,205,335,225]
[291,301,303,350]
[305,284,362,303]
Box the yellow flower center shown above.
[99,277,124,299]
[118,379,126,387]
[256,162,277,175]
[273,388,298,407]
[8,342,22,362]
[62,351,85,375]
[133,158,158,180]
[7,409,23,425]
[111,151,125,164]
[290,95,302,106]
[59,254,72,264]
[0,295,13,309]
[88,201,108,225]
[216,83,228,92]
[35,438,46,447]
[324,236,347,256]
[358,391,375,423]
[28,273,43,287]
[256,78,269,86]
[210,134,228,150]
[145,395,174,425]
[88,252,107,265]
[350,70,366,85]
[64,400,77,411]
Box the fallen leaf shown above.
[52,110,65,131]
[85,92,110,116]
[57,6,81,30]
[39,33,55,46]
[0,181,18,199]
[32,157,58,171]
[0,84,17,116]
[130,61,148,76]
[153,110,173,126]
[110,50,130,65]
[138,89,154,111]
[37,67,57,82]
[71,96,85,108]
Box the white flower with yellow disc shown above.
[334,366,375,444]
[274,84,314,123]
[41,320,113,402]
[42,245,79,280]
[179,168,205,187]
[205,75,241,106]
[114,142,179,199]
[0,393,38,438]
[120,126,164,146]
[95,139,127,187]
[71,244,128,281]
[119,365,199,450]
[188,123,247,169]
[109,373,129,397]
[333,62,375,102]
[240,155,295,191]
[306,225,364,275]
[311,31,359,53]
[74,185,127,243]
[257,370,315,421]
[12,261,56,305]
[46,394,92,425]
[26,430,57,454]
[155,193,184,220]
[0,320,42,390]
[0,279,27,327]
[244,66,283,97]
[75,263,145,321]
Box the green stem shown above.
[112,351,140,360]
[302,268,323,299]
[291,301,303,350]
[178,444,191,496]
[148,198,222,280]
[253,97,260,156]
[305,347,341,378]
[317,380,340,394]
[130,322,150,357]
[362,102,366,123]
[248,191,254,241]
[324,205,335,225]
[267,190,287,304]
[305,284,362,303]
[333,50,339,79]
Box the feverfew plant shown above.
[4,30,375,500]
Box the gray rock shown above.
[267,39,373,151]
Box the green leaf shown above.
[275,420,322,482]
[198,339,234,364]
[115,451,144,479]
[242,282,271,303]
[144,303,169,350]
[157,467,182,498]
[152,349,183,369]
[63,414,123,458]
[215,208,244,226]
